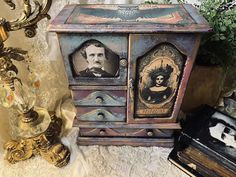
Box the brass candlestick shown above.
[0,0,70,167]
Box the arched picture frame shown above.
[135,43,186,117]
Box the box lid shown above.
[48,4,211,33]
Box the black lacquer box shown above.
[169,105,236,177]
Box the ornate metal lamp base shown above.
[1,0,70,168]
[4,113,70,168]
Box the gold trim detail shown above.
[4,114,70,168]
[3,0,52,38]
[0,25,8,42]
[1,0,70,168]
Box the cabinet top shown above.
[48,4,211,33]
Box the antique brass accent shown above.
[97,112,105,120]
[4,114,70,168]
[3,0,52,38]
[95,96,104,104]
[120,58,127,67]
[0,23,8,43]
[1,0,70,167]
[146,130,154,137]
[99,129,106,136]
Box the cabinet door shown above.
[58,34,128,86]
[128,34,200,123]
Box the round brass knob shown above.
[147,130,154,137]
[97,113,105,120]
[120,59,127,67]
[99,129,106,136]
[96,96,103,104]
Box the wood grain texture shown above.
[75,106,126,122]
[70,85,128,90]
[72,90,126,106]
[128,33,201,124]
[50,4,210,146]
[79,127,173,137]
[77,137,174,147]
[48,4,211,33]
[74,122,181,129]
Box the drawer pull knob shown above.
[99,129,106,135]
[96,96,104,104]
[120,59,127,67]
[147,130,154,137]
[97,113,105,120]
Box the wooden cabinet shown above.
[49,4,211,147]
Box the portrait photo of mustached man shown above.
[141,61,174,104]
[71,39,119,77]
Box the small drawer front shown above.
[76,107,126,122]
[72,90,126,106]
[79,128,173,137]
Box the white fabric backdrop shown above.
[0,0,199,176]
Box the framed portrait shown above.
[70,39,120,78]
[134,44,185,118]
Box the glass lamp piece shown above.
[0,81,15,107]
[12,80,36,114]
[1,0,70,167]
[17,107,51,138]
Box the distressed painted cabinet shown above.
[49,4,211,147]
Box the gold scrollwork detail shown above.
[4,139,34,163]
[4,114,70,167]
[3,0,52,38]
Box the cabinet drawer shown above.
[72,90,126,106]
[76,107,126,122]
[79,127,173,137]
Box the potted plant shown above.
[182,0,236,112]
